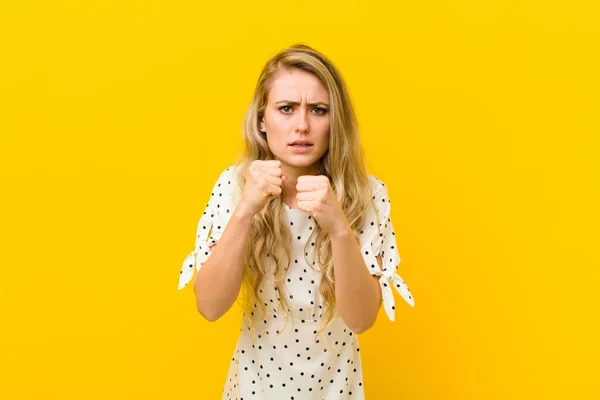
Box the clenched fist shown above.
[238,160,287,217]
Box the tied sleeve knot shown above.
[178,232,221,290]
[371,267,415,322]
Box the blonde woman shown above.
[178,43,414,399]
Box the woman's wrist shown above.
[233,203,256,221]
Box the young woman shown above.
[178,43,414,399]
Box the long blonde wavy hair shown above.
[231,43,381,345]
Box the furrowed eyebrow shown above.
[275,100,329,107]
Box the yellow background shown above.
[1,1,598,399]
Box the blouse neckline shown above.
[284,203,309,213]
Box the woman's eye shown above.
[279,106,327,115]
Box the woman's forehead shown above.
[268,70,329,103]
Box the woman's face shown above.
[260,68,330,173]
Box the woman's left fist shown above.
[296,175,350,236]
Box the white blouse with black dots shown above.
[179,165,414,399]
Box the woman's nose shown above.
[294,109,309,132]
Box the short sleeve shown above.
[358,177,415,321]
[177,166,236,290]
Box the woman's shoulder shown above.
[214,164,238,184]
[366,173,387,198]
[209,164,242,214]
[363,173,392,225]
[210,164,241,194]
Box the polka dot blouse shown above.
[178,165,415,399]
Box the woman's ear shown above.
[259,117,266,133]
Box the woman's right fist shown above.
[238,160,287,217]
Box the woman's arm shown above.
[330,227,383,334]
[193,204,254,322]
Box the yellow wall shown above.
[1,1,598,398]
